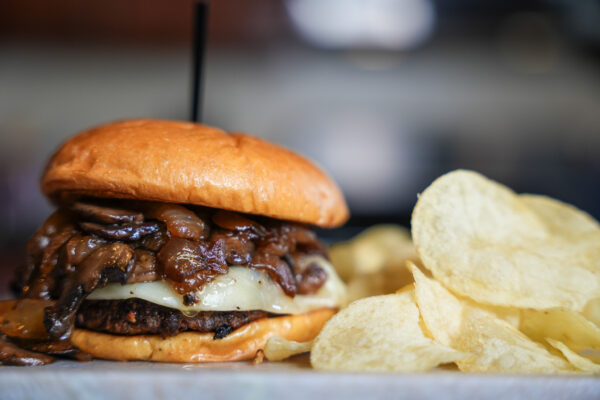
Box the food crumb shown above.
[252,349,265,365]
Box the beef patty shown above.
[76,299,271,339]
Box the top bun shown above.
[42,119,349,228]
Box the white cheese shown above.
[88,256,347,314]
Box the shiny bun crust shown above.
[71,308,334,362]
[42,119,349,228]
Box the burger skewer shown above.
[190,1,208,123]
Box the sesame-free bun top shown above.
[42,119,349,227]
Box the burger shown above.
[9,119,348,363]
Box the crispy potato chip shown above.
[583,297,600,328]
[328,242,356,282]
[547,339,600,374]
[455,308,573,373]
[345,264,415,303]
[520,308,600,363]
[395,283,415,294]
[408,263,463,345]
[478,304,521,329]
[520,194,600,237]
[409,263,574,373]
[411,170,600,311]
[350,225,417,276]
[330,225,417,279]
[330,225,419,302]
[264,337,312,361]
[310,293,468,372]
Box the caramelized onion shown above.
[145,204,209,241]
[129,249,158,283]
[250,252,296,297]
[0,299,53,340]
[286,225,318,244]
[157,238,227,295]
[211,229,255,265]
[212,211,266,236]
[0,300,59,366]
[296,262,328,294]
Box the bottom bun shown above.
[71,308,335,362]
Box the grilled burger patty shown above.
[76,299,271,339]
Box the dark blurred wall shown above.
[0,0,296,47]
[1,0,599,245]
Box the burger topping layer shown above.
[14,199,334,341]
[88,258,345,314]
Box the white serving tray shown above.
[1,356,598,400]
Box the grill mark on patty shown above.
[75,299,271,339]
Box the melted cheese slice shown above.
[88,256,347,315]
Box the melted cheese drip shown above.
[88,256,347,314]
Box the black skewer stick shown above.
[191,1,209,123]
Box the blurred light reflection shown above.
[286,0,435,50]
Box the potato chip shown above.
[329,225,417,280]
[583,297,600,328]
[395,283,414,294]
[330,225,419,301]
[350,225,417,276]
[345,264,416,303]
[310,293,468,372]
[409,263,574,373]
[546,339,600,374]
[478,304,521,329]
[411,170,600,311]
[264,337,312,361]
[520,194,600,237]
[328,241,356,282]
[520,308,600,363]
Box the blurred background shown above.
[1,0,600,296]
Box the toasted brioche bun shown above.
[71,308,334,362]
[42,119,348,228]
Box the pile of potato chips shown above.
[329,224,419,303]
[311,170,600,374]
